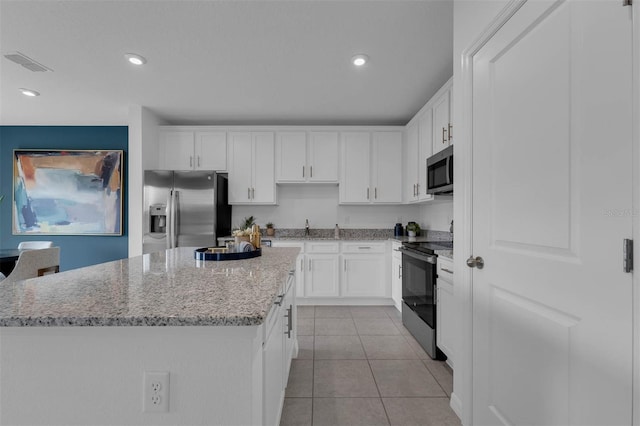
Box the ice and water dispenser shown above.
[149,204,167,234]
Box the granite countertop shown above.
[0,247,300,327]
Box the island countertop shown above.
[0,246,300,327]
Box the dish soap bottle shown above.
[334,224,340,240]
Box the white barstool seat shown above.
[2,247,60,284]
[17,241,54,250]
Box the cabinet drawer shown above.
[437,257,454,283]
[306,242,339,253]
[341,242,386,254]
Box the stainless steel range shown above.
[398,241,452,360]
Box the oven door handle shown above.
[398,247,437,264]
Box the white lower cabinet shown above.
[305,254,340,297]
[263,270,297,426]
[391,241,402,310]
[341,242,387,298]
[436,256,454,367]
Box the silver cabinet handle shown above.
[190,156,193,167]
[310,165,313,178]
[416,183,419,195]
[284,305,293,338]
[448,123,453,141]
[375,188,377,199]
[300,258,303,271]
[367,188,370,199]
[441,267,454,274]
[302,165,305,178]
[442,127,447,144]
[252,188,255,199]
[358,246,371,250]
[248,188,251,199]
[398,265,401,279]
[413,184,416,197]
[197,155,201,167]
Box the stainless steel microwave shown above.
[427,145,453,194]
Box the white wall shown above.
[419,200,453,232]
[232,185,421,230]
[128,105,165,257]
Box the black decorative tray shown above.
[194,247,262,261]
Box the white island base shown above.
[1,323,297,425]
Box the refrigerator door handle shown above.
[171,190,178,248]
[166,190,173,249]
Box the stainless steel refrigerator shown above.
[143,171,232,254]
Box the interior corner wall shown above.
[0,126,129,271]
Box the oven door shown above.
[400,248,437,328]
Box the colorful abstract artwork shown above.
[13,150,124,235]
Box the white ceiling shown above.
[0,0,453,126]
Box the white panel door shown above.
[305,254,339,297]
[471,1,633,425]
[196,131,227,171]
[372,131,402,203]
[339,132,371,203]
[228,132,253,204]
[252,132,276,204]
[308,132,339,182]
[276,132,306,182]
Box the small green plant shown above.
[406,222,421,235]
[266,222,274,229]
[241,216,256,229]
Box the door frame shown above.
[454,1,639,424]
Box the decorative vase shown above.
[235,235,250,245]
[266,228,275,236]
[407,230,416,237]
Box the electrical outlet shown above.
[143,371,169,413]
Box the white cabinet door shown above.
[417,111,434,201]
[195,131,227,171]
[228,132,275,204]
[436,277,454,365]
[263,303,284,426]
[276,132,306,182]
[391,242,402,310]
[372,132,402,204]
[432,89,451,155]
[228,132,253,203]
[342,254,386,298]
[404,123,419,203]
[159,131,194,170]
[252,132,276,204]
[305,254,339,297]
[339,132,370,204]
[308,132,339,182]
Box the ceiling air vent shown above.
[3,51,52,72]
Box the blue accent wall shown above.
[0,126,128,270]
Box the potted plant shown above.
[265,222,275,236]
[406,222,421,237]
[233,216,256,244]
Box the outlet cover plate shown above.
[143,371,169,413]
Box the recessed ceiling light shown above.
[124,53,146,66]
[19,88,40,97]
[351,54,369,67]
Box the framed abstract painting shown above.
[13,149,124,235]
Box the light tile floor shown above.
[280,305,461,426]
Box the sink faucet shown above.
[305,219,310,237]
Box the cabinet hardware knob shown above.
[466,256,485,269]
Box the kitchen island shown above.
[0,247,300,426]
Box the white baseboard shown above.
[450,392,463,424]
[296,297,394,306]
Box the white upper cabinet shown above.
[275,131,338,183]
[195,132,227,171]
[340,131,402,204]
[339,132,371,203]
[432,86,452,155]
[417,111,434,201]
[228,131,276,204]
[158,129,227,171]
[308,132,339,182]
[404,123,420,203]
[372,132,402,203]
